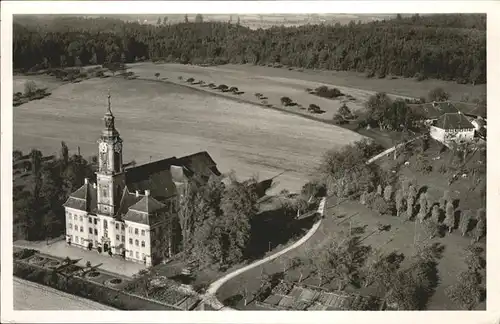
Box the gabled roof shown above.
[124,151,220,200]
[64,151,220,224]
[63,181,97,213]
[123,195,166,225]
[409,101,459,120]
[434,113,475,130]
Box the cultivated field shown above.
[127,62,485,122]
[14,277,116,310]
[13,75,364,193]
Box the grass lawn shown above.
[217,189,485,310]
[376,138,486,213]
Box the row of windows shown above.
[129,250,146,260]
[68,224,99,236]
[68,213,98,225]
[127,238,146,247]
[115,234,126,242]
[128,227,146,236]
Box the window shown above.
[89,227,92,233]
[141,229,145,236]
[88,216,92,223]
[135,228,139,235]
[115,223,119,230]
[74,214,77,220]
[142,253,145,260]
[104,220,108,229]
[121,224,125,231]
[135,239,139,246]
[95,240,98,246]
[136,251,139,259]
[141,241,145,247]
[116,234,120,241]
[75,236,79,243]
[104,232,108,238]
[129,250,133,257]
[69,223,72,229]
[80,226,83,232]
[95,229,98,236]
[128,227,132,234]
[94,218,97,225]
[129,238,133,244]
[122,235,125,242]
[80,215,83,222]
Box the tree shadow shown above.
[245,205,316,261]
[452,199,460,210]
[224,293,243,307]
[454,210,461,230]
[351,225,368,236]
[417,185,428,198]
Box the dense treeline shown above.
[14,14,485,84]
[13,143,96,241]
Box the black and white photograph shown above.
[1,1,498,323]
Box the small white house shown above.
[429,112,475,146]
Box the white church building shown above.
[63,93,220,266]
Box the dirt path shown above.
[201,136,414,310]
[201,197,326,310]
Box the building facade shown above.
[429,112,475,146]
[64,94,220,266]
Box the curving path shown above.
[201,135,420,310]
[201,197,326,310]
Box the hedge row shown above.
[14,260,180,310]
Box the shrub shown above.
[280,96,293,106]
[154,72,160,79]
[383,185,393,202]
[186,77,195,83]
[459,210,472,236]
[428,87,450,102]
[178,76,183,81]
[314,86,344,99]
[308,104,321,113]
[24,80,37,96]
[217,84,229,91]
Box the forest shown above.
[13,14,486,84]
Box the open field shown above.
[216,196,485,310]
[14,277,116,310]
[13,75,365,194]
[127,62,485,122]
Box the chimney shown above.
[135,190,139,197]
[145,190,150,196]
[84,178,89,185]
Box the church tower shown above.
[96,91,125,216]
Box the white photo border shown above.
[1,1,500,323]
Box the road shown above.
[13,277,116,310]
[201,197,326,310]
